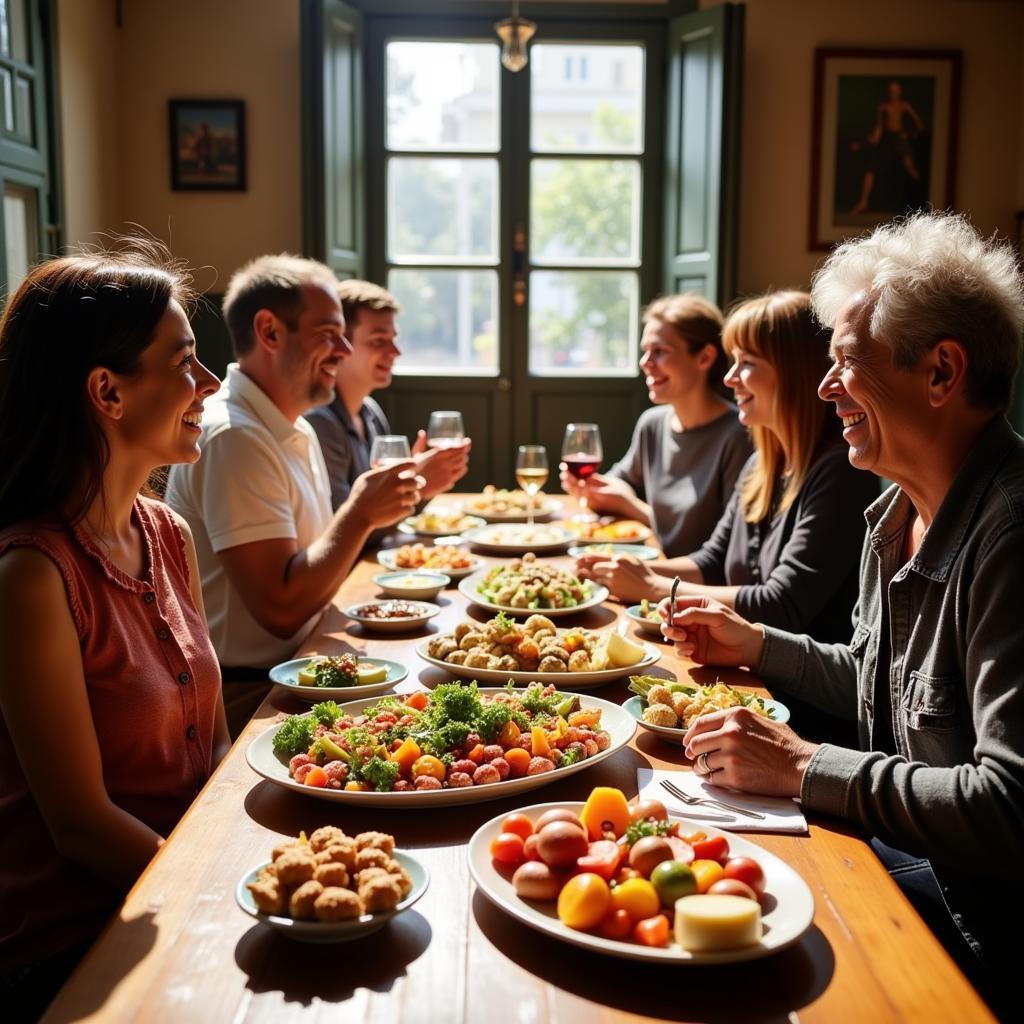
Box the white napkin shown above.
[637,768,808,834]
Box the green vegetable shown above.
[311,701,343,726]
[625,818,675,847]
[428,681,483,724]
[477,701,513,741]
[360,756,400,792]
[560,746,584,766]
[272,714,317,757]
[311,734,350,763]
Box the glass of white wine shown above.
[515,445,549,526]
[426,410,466,449]
[369,434,411,468]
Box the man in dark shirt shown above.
[662,212,1024,1019]
[305,280,469,511]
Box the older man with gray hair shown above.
[661,212,1024,1017]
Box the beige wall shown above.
[57,0,119,249]
[60,0,301,285]
[706,0,1024,294]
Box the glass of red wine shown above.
[561,423,602,522]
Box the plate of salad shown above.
[269,654,408,702]
[458,556,608,618]
[245,683,636,807]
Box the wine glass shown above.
[426,410,466,450]
[369,434,411,468]
[515,445,549,526]
[561,423,603,522]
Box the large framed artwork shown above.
[809,49,961,251]
[168,99,247,192]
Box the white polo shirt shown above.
[165,364,333,668]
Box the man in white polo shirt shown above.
[166,254,422,733]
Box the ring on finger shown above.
[697,751,716,776]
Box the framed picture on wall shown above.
[169,99,247,191]
[809,49,961,251]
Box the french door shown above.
[304,2,743,489]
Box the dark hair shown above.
[221,254,338,356]
[0,238,194,530]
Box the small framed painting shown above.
[809,49,961,250]
[169,99,247,192]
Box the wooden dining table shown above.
[43,507,994,1023]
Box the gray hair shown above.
[810,211,1024,411]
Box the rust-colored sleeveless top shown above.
[0,497,221,969]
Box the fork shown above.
[660,778,767,821]
[668,575,681,625]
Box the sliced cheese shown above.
[674,894,761,952]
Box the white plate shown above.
[344,600,440,634]
[625,604,665,636]
[556,521,653,544]
[469,801,815,963]
[460,497,562,523]
[457,569,609,619]
[462,524,575,554]
[377,548,484,581]
[569,543,660,562]
[416,637,660,690]
[236,849,429,943]
[269,657,408,702]
[245,689,636,807]
[623,694,791,745]
[398,514,486,537]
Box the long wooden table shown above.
[44,525,993,1023]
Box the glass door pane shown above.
[3,180,36,293]
[384,39,501,375]
[528,43,645,376]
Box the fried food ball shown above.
[271,838,303,862]
[464,651,493,669]
[642,704,679,728]
[496,654,519,671]
[356,866,391,888]
[567,650,591,672]
[671,692,694,719]
[446,650,468,665]
[384,861,414,897]
[538,655,566,673]
[453,622,473,642]
[355,847,391,871]
[531,628,555,644]
[647,684,674,708]
[247,876,286,915]
[308,826,346,853]
[313,862,350,888]
[460,630,486,652]
[274,849,316,887]
[427,635,450,659]
[315,837,358,870]
[524,614,556,635]
[355,831,396,856]
[289,879,325,920]
[436,639,459,660]
[314,886,364,922]
[539,644,569,662]
[360,874,403,913]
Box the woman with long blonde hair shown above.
[577,290,877,644]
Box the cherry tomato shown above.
[557,873,611,930]
[723,857,766,897]
[577,840,622,881]
[489,832,526,866]
[690,858,726,894]
[501,813,535,841]
[598,907,633,940]
[665,836,695,864]
[633,914,671,947]
[708,878,759,901]
[523,834,542,861]
[692,835,730,863]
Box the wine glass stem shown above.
[527,491,534,527]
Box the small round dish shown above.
[269,656,408,702]
[569,543,661,562]
[623,694,791,745]
[236,849,429,943]
[344,599,440,634]
[372,571,450,600]
[625,604,666,636]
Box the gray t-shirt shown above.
[690,444,879,643]
[606,405,752,557]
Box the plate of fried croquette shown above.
[236,825,429,942]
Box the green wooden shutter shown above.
[663,2,744,305]
[301,0,362,276]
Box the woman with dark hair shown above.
[0,241,228,1018]
[560,293,751,557]
[578,290,878,645]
